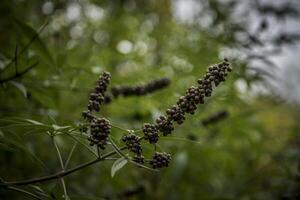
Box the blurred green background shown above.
[1,0,300,199]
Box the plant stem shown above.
[65,142,77,169]
[53,137,69,200]
[6,186,43,200]
[2,146,126,186]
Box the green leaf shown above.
[52,124,71,131]
[10,81,27,97]
[25,119,44,126]
[111,157,127,178]
[14,19,55,66]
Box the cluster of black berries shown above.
[122,134,142,155]
[163,59,231,128]
[82,110,95,122]
[176,86,204,115]
[88,118,111,149]
[142,123,159,144]
[156,116,174,136]
[133,154,145,164]
[140,59,232,142]
[202,110,229,127]
[111,78,170,98]
[166,105,185,125]
[81,71,112,149]
[87,72,111,112]
[150,152,172,169]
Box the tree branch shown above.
[1,146,126,186]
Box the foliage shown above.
[1,0,300,199]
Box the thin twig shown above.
[65,131,98,158]
[6,186,43,200]
[0,62,38,84]
[65,142,77,169]
[53,137,68,200]
[0,19,49,74]
[110,123,132,132]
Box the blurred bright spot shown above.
[42,1,54,15]
[117,40,133,54]
[134,41,148,56]
[235,79,248,93]
[85,4,105,21]
[160,66,174,77]
[66,3,81,22]
[116,60,138,75]
[172,0,201,24]
[196,12,214,28]
[70,25,83,39]
[171,56,194,73]
[93,30,109,44]
[66,40,77,50]
[91,66,102,74]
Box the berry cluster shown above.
[88,118,111,149]
[80,60,232,170]
[166,105,185,125]
[156,59,232,135]
[87,72,111,112]
[150,152,172,169]
[156,116,174,136]
[142,123,159,144]
[82,110,95,122]
[176,86,204,115]
[111,78,170,98]
[82,71,112,149]
[133,154,145,164]
[122,133,142,155]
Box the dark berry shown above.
[122,133,142,154]
[142,123,159,144]
[150,152,171,169]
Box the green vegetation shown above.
[0,0,300,199]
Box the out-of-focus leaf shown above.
[10,81,27,97]
[25,119,44,126]
[14,19,55,66]
[52,124,71,131]
[1,136,48,170]
[30,90,56,108]
[111,157,127,178]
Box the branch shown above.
[0,19,49,75]
[0,62,38,84]
[1,146,126,186]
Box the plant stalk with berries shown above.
[1,59,232,190]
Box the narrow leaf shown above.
[25,119,44,126]
[111,157,127,178]
[52,124,71,131]
[10,81,27,97]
